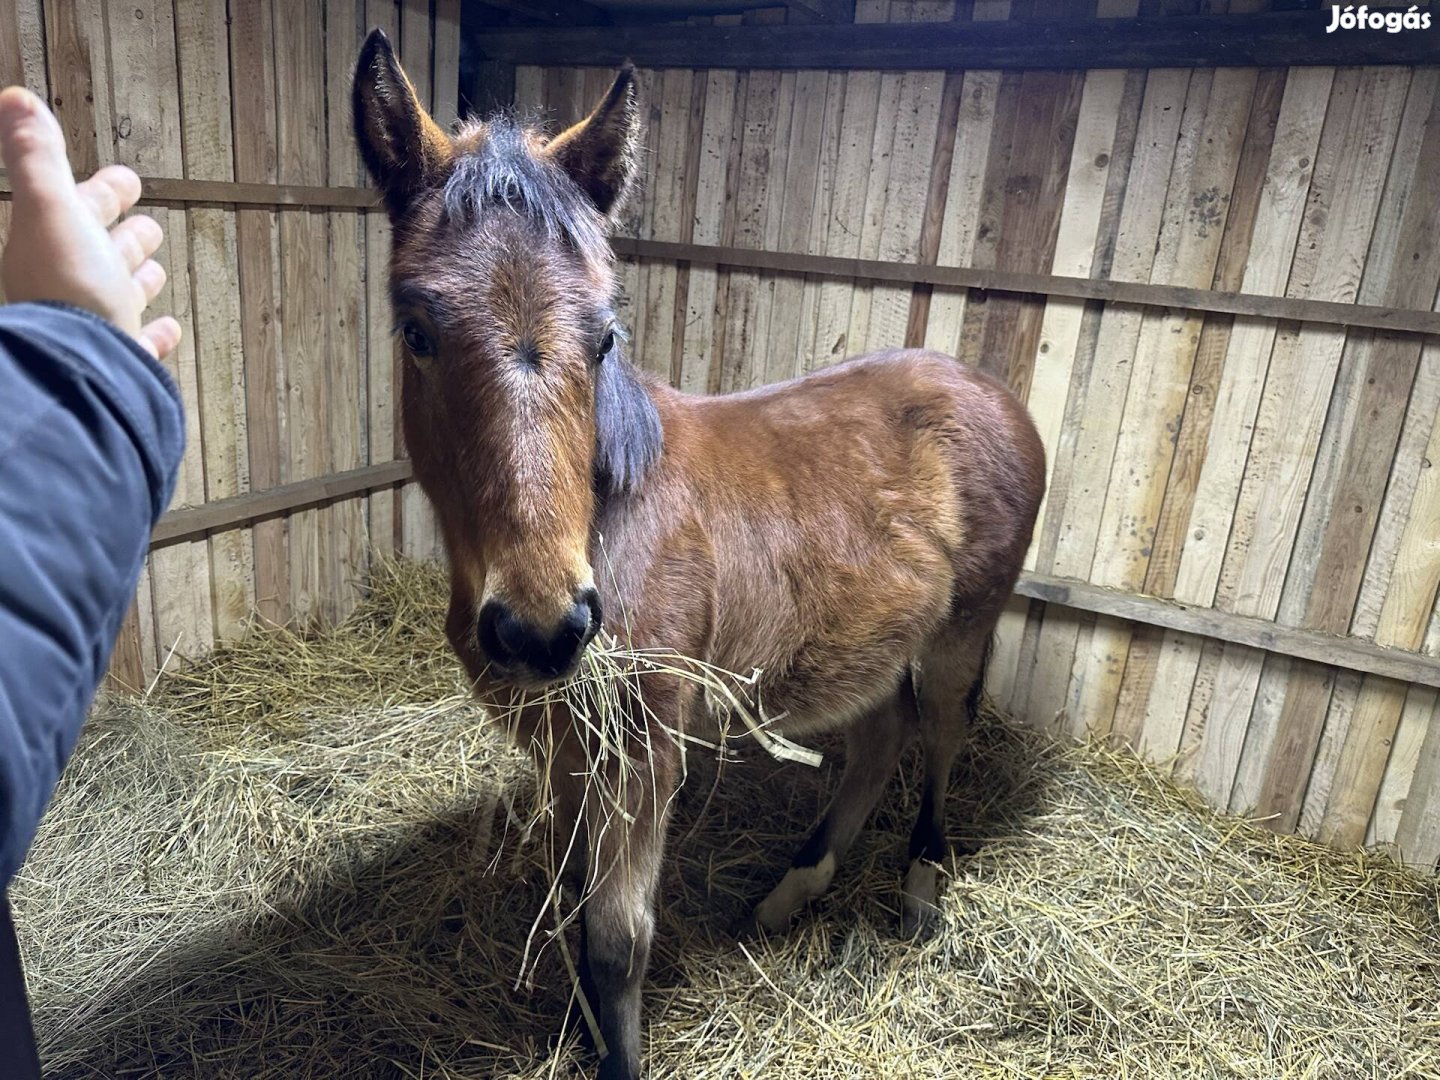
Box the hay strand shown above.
[10,558,1439,1079]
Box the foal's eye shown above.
[596,330,615,363]
[400,320,435,357]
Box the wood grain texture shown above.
[232,0,289,624]
[365,0,403,560]
[110,0,214,662]
[274,0,332,624]
[176,0,254,642]
[327,0,370,622]
[1252,78,1440,832]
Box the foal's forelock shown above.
[442,118,613,273]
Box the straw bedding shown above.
[11,559,1440,1079]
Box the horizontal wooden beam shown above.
[150,462,1440,690]
[150,460,413,547]
[471,12,1433,70]
[1016,573,1440,691]
[5,172,1433,337]
[615,238,1440,337]
[0,172,379,210]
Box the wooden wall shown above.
[0,0,459,686]
[2,0,1436,868]
[511,0,1440,866]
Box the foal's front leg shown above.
[574,741,677,1080]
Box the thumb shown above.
[137,316,182,360]
[0,86,76,212]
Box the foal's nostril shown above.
[476,600,523,670]
[573,587,603,645]
[475,591,603,681]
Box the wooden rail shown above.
[613,239,1440,338]
[149,461,412,546]
[5,172,1437,337]
[0,171,380,209]
[149,461,1440,691]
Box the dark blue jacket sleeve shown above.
[0,302,184,887]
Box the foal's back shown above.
[638,349,1045,733]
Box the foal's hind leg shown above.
[751,688,915,934]
[902,620,989,937]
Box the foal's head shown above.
[353,30,661,686]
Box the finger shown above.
[137,316,182,360]
[0,87,76,212]
[109,214,163,273]
[132,258,167,304]
[76,164,142,226]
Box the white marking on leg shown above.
[901,859,940,935]
[753,853,837,933]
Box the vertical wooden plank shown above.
[513,66,545,113]
[921,0,1007,357]
[763,67,829,384]
[400,0,439,561]
[1120,68,1287,758]
[790,69,847,373]
[903,64,966,351]
[1248,81,1440,832]
[849,1,950,355]
[109,0,214,662]
[43,0,110,176]
[433,0,461,126]
[1022,68,1127,568]
[748,64,796,385]
[1317,342,1440,847]
[1302,331,1440,836]
[1396,604,1440,865]
[974,70,1085,402]
[637,68,692,381]
[273,0,331,622]
[1239,71,1440,820]
[1373,681,1439,852]
[1026,68,1189,738]
[1086,68,1255,752]
[176,0,254,642]
[327,0,369,618]
[844,32,905,357]
[806,0,886,371]
[44,0,151,684]
[232,0,289,624]
[666,60,711,387]
[0,0,47,97]
[679,69,738,394]
[365,0,402,561]
[718,67,780,393]
[1145,67,1345,802]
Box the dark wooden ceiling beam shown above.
[470,11,1431,68]
[782,0,855,22]
[481,0,610,26]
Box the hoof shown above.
[900,859,943,940]
[728,908,772,942]
[596,1052,641,1080]
[554,995,597,1055]
[899,895,942,941]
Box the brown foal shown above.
[353,31,1045,1080]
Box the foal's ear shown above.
[544,64,640,220]
[352,28,453,218]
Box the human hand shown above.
[0,86,181,359]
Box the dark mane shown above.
[442,116,612,268]
[594,328,663,497]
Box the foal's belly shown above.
[701,442,963,736]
